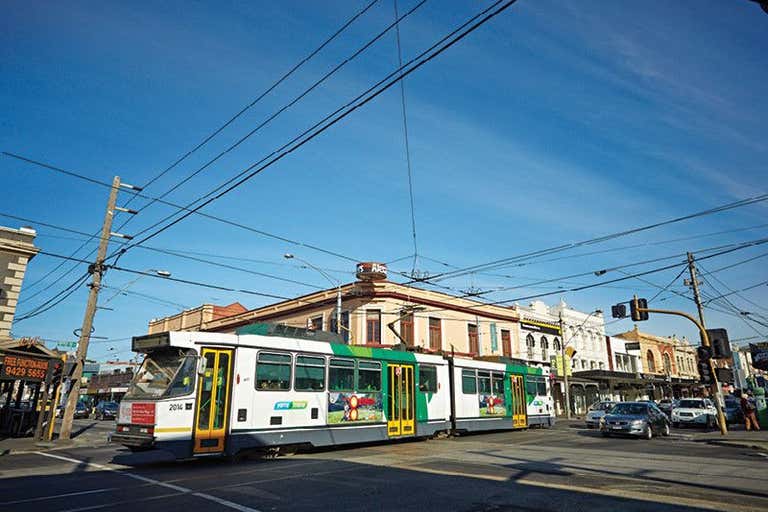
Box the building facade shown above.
[614,326,699,399]
[150,276,524,358]
[0,226,38,340]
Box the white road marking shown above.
[0,488,118,505]
[33,452,262,512]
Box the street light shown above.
[284,254,343,340]
[559,308,603,420]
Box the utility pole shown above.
[686,252,728,435]
[559,312,571,420]
[60,176,129,440]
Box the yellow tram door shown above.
[387,364,415,437]
[510,374,527,428]
[193,348,233,454]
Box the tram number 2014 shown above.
[168,403,186,412]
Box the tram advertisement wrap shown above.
[328,392,383,423]
[479,394,507,416]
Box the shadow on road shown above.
[0,453,722,512]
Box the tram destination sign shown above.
[1,355,49,381]
[132,333,171,352]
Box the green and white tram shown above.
[113,327,554,459]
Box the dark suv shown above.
[94,401,119,421]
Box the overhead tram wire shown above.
[2,155,362,263]
[104,0,523,259]
[13,272,91,323]
[410,192,768,286]
[113,0,430,244]
[0,211,326,291]
[699,262,768,316]
[23,249,295,302]
[0,2,379,300]
[374,235,768,318]
[393,0,420,276]
[125,0,381,202]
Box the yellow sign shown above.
[565,346,577,359]
[551,355,572,377]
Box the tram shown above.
[112,327,555,459]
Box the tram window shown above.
[418,365,437,393]
[491,373,504,395]
[294,355,326,391]
[461,369,477,394]
[536,378,547,396]
[477,371,491,394]
[357,361,381,392]
[255,352,291,391]
[329,358,355,391]
[525,377,537,396]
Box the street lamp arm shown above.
[292,257,338,288]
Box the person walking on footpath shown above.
[741,391,760,431]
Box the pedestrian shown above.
[741,392,760,431]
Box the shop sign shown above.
[520,320,561,336]
[750,343,768,371]
[624,342,641,351]
[0,355,49,381]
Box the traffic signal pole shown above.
[685,252,728,435]
[635,302,728,435]
[59,177,121,441]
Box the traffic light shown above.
[696,346,713,384]
[611,304,627,319]
[715,367,733,384]
[706,328,732,359]
[697,345,712,361]
[697,360,713,385]
[630,297,649,321]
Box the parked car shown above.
[600,402,670,439]
[723,397,743,425]
[657,398,678,417]
[94,401,119,421]
[585,401,617,428]
[59,402,90,419]
[77,402,91,419]
[671,398,717,429]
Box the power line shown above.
[393,0,419,275]
[1,2,380,306]
[3,153,362,263]
[107,0,522,258]
[117,0,430,244]
[414,192,768,285]
[22,248,296,302]
[131,0,381,197]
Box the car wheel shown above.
[644,426,653,440]
[601,431,610,437]
[662,423,670,437]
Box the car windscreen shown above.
[610,403,647,416]
[102,402,118,410]
[677,400,705,409]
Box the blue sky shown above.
[2,0,767,361]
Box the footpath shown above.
[0,419,113,456]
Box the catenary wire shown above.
[105,0,522,258]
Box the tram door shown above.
[387,364,415,437]
[193,348,233,454]
[510,374,527,428]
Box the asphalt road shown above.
[1,424,766,512]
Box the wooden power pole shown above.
[686,252,728,435]
[59,177,122,440]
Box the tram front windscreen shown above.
[125,348,197,399]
